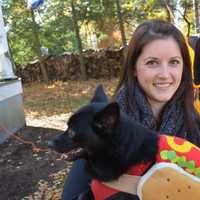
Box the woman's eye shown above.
[146,60,158,66]
[170,60,180,65]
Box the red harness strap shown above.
[91,161,153,200]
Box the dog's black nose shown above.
[47,140,54,149]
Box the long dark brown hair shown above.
[114,19,200,145]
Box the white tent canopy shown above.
[0,3,16,80]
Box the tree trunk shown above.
[31,10,48,82]
[163,0,175,23]
[182,4,191,37]
[71,0,87,80]
[115,0,126,47]
[194,0,200,33]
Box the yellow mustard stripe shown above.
[166,136,200,153]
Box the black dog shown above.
[48,85,158,200]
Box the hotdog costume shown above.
[91,135,200,200]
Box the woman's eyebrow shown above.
[170,56,182,60]
[144,56,182,61]
[144,57,159,61]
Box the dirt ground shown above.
[0,79,117,200]
[0,124,70,200]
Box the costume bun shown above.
[137,163,200,200]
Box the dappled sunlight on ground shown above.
[23,79,118,118]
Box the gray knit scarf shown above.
[115,82,187,137]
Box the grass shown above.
[23,79,118,118]
[23,79,200,118]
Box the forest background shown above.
[2,0,200,82]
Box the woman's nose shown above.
[158,64,170,78]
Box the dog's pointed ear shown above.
[93,102,120,131]
[91,84,108,103]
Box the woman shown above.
[62,19,200,200]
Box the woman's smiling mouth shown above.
[153,82,172,89]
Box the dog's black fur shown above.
[48,85,159,199]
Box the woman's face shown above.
[135,37,183,108]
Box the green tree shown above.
[70,0,87,80]
[2,0,197,70]
[30,9,48,82]
[116,0,126,47]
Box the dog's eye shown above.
[95,122,103,129]
[68,129,76,139]
[93,121,104,131]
